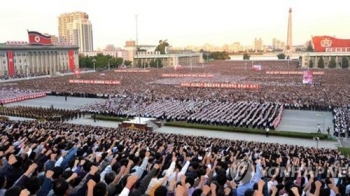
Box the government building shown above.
[124,40,203,68]
[0,31,79,77]
[301,36,350,68]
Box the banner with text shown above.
[114,69,151,73]
[266,71,325,75]
[162,74,214,78]
[180,83,259,89]
[0,92,46,104]
[68,79,121,85]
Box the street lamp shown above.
[92,58,96,71]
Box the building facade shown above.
[272,38,285,50]
[71,18,93,52]
[254,38,263,51]
[0,45,79,77]
[134,51,203,67]
[58,12,93,52]
[300,36,350,68]
[58,12,89,41]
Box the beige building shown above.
[58,12,93,52]
[272,38,285,50]
[123,41,202,67]
[301,52,350,68]
[0,45,79,77]
[254,38,263,51]
[58,12,88,40]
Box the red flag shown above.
[28,31,52,45]
[312,36,350,52]
[7,51,15,77]
[68,50,75,71]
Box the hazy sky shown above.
[0,0,349,49]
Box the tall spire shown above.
[286,8,293,57]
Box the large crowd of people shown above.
[0,60,349,195]
[78,98,283,129]
[0,106,82,121]
[0,119,348,196]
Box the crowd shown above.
[0,119,347,196]
[333,107,350,137]
[0,60,347,110]
[0,106,82,121]
[78,98,282,129]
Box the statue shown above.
[155,39,169,54]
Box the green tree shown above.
[318,56,325,68]
[209,51,230,60]
[328,57,336,68]
[243,53,250,60]
[124,60,132,66]
[309,59,314,68]
[136,59,142,68]
[155,59,163,68]
[150,59,156,68]
[277,53,286,59]
[306,41,314,52]
[341,57,349,69]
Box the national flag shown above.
[28,30,52,45]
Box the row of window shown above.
[2,64,70,71]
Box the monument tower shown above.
[286,8,293,58]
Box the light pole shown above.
[92,58,96,71]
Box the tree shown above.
[124,60,132,66]
[149,59,156,68]
[341,57,349,69]
[136,59,142,68]
[328,57,336,68]
[155,59,163,68]
[309,59,314,68]
[318,57,325,68]
[243,53,250,60]
[306,41,314,52]
[209,51,230,60]
[277,53,286,59]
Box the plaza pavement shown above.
[6,96,105,110]
[277,110,334,134]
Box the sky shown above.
[0,0,349,49]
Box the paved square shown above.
[5,96,105,110]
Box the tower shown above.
[286,8,293,57]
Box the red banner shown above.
[0,92,46,104]
[28,31,52,45]
[312,36,350,52]
[7,51,15,77]
[114,69,151,73]
[266,71,324,75]
[68,50,75,71]
[162,74,214,78]
[180,83,259,89]
[68,79,121,85]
